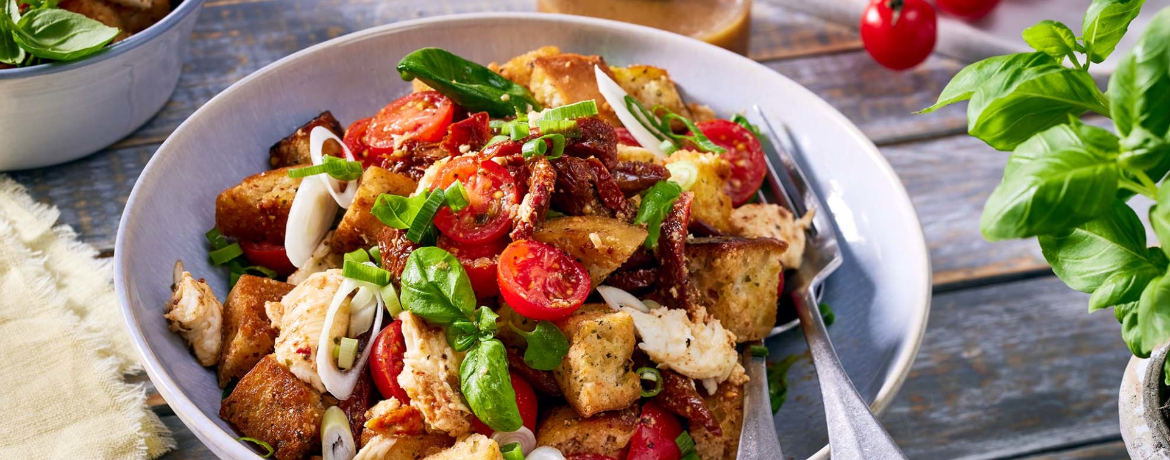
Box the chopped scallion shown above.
[665,161,698,191]
[659,139,680,155]
[485,134,509,147]
[749,344,770,357]
[237,437,274,458]
[676,431,697,458]
[209,243,243,265]
[406,189,446,243]
[205,227,230,249]
[509,120,530,141]
[445,181,470,212]
[731,113,763,140]
[337,337,359,370]
[522,134,566,160]
[242,265,277,279]
[543,100,599,120]
[537,119,580,137]
[381,282,403,319]
[343,260,392,286]
[500,442,525,460]
[344,248,370,265]
[637,367,663,397]
[369,246,382,267]
[287,155,364,181]
[489,119,509,132]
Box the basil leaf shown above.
[510,321,569,371]
[397,47,542,117]
[475,306,499,339]
[399,247,477,325]
[1002,120,1121,177]
[919,53,1029,114]
[1108,8,1170,171]
[1039,202,1164,312]
[446,319,478,352]
[1150,184,1170,258]
[0,0,23,66]
[1136,273,1170,357]
[1022,20,1081,63]
[460,339,522,432]
[634,181,683,249]
[1117,300,1142,355]
[12,9,118,61]
[981,123,1121,240]
[967,52,1107,151]
[1082,0,1147,64]
[371,193,428,229]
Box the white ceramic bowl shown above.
[115,13,932,459]
[0,0,204,171]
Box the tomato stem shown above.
[887,0,905,26]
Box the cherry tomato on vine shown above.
[437,235,508,298]
[369,321,410,404]
[497,240,590,321]
[432,156,519,245]
[694,120,767,207]
[470,371,538,435]
[364,91,455,155]
[860,0,937,71]
[936,0,999,20]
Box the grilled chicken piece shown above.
[266,270,348,392]
[397,312,473,436]
[730,203,812,269]
[165,268,223,366]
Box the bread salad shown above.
[164,46,811,460]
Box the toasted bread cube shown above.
[423,434,502,460]
[535,405,639,458]
[665,151,734,233]
[533,216,647,288]
[332,167,419,253]
[553,308,640,417]
[691,380,746,460]
[528,54,621,126]
[216,275,294,387]
[355,433,454,460]
[686,237,786,342]
[215,167,302,244]
[220,355,324,460]
[492,46,562,88]
[610,65,691,121]
[269,111,345,169]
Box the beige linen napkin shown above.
[0,176,174,460]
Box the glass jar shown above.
[536,0,752,55]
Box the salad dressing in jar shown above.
[536,0,752,55]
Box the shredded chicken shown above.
[730,203,813,269]
[266,270,348,392]
[624,307,744,387]
[287,230,343,285]
[396,312,472,436]
[165,271,223,366]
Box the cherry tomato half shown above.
[497,240,590,321]
[860,0,937,71]
[471,370,538,435]
[936,0,999,20]
[628,402,685,460]
[695,120,767,207]
[370,321,410,404]
[437,235,508,298]
[614,127,640,147]
[432,156,519,245]
[365,91,456,154]
[343,117,380,168]
[239,241,297,278]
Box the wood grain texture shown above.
[1015,440,1128,460]
[880,276,1130,460]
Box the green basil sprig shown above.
[0,0,24,65]
[6,7,118,64]
[924,2,1170,381]
[509,320,569,371]
[397,47,542,117]
[399,247,477,325]
[634,181,683,249]
[460,338,523,432]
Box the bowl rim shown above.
[0,0,205,80]
[115,12,932,460]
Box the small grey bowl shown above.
[0,0,204,171]
[1121,345,1170,458]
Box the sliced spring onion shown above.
[660,112,726,154]
[321,406,356,460]
[369,246,382,267]
[343,260,391,286]
[489,119,509,132]
[406,188,446,242]
[537,119,579,137]
[242,265,278,279]
[209,243,243,265]
[749,344,770,357]
[237,437,274,458]
[593,66,667,157]
[288,155,364,181]
[525,446,566,460]
[731,113,763,139]
[285,170,340,268]
[445,181,470,212]
[522,134,566,160]
[206,227,229,249]
[493,427,536,456]
[308,126,359,209]
[509,120,530,140]
[485,134,509,147]
[343,248,370,265]
[317,278,386,400]
[543,100,598,121]
[597,285,651,313]
[676,431,697,458]
[665,160,699,191]
[348,285,377,336]
[381,282,403,319]
[337,337,359,370]
[659,139,680,155]
[637,367,663,397]
[500,442,526,460]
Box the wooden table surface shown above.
[7,0,1134,458]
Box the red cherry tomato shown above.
[497,240,590,321]
[694,120,767,207]
[343,117,381,168]
[470,370,538,435]
[364,91,455,155]
[628,402,685,460]
[860,0,937,71]
[614,127,640,146]
[370,321,410,404]
[432,156,519,245]
[936,0,999,20]
[777,270,787,298]
[437,235,508,298]
[239,241,297,277]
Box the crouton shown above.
[691,380,746,460]
[423,434,502,460]
[215,167,302,244]
[535,405,639,458]
[528,54,621,126]
[355,433,454,460]
[491,46,562,88]
[269,111,346,169]
[59,0,125,40]
[686,237,786,341]
[332,167,419,253]
[553,308,640,417]
[533,216,647,288]
[217,275,294,387]
[610,65,691,121]
[664,151,733,233]
[397,312,473,436]
[220,355,324,460]
[616,145,663,164]
[730,203,812,269]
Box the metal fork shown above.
[736,106,907,460]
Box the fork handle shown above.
[795,288,907,460]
